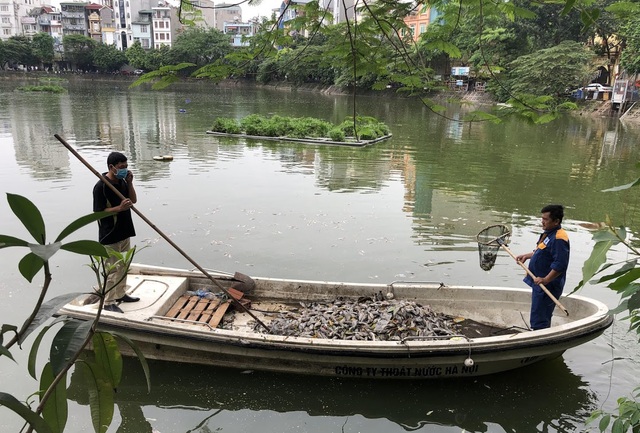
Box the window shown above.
[0,5,8,11]
[3,28,10,35]
[419,23,426,34]
[141,24,147,32]
[154,32,158,39]
[2,16,10,24]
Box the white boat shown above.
[58,263,613,379]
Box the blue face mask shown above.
[115,168,128,180]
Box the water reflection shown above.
[68,357,594,433]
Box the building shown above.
[132,8,152,48]
[182,0,215,29]
[214,2,240,32]
[60,2,88,36]
[1,0,46,40]
[151,3,175,49]
[223,19,255,47]
[86,3,102,41]
[277,0,312,30]
[318,0,355,24]
[403,4,433,42]
[100,6,116,45]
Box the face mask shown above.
[115,168,128,180]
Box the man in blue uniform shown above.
[516,205,570,330]
[93,152,140,313]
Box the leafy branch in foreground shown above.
[575,177,640,432]
[0,194,150,433]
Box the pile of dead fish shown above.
[267,297,460,341]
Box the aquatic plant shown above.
[212,114,390,142]
[16,85,66,93]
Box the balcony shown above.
[62,12,84,19]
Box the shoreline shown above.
[2,70,632,121]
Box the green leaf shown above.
[595,260,637,284]
[50,320,93,376]
[0,392,54,433]
[77,361,115,433]
[602,178,640,192]
[0,344,16,362]
[93,333,123,389]
[29,323,54,379]
[55,211,113,243]
[115,333,151,393]
[582,240,616,284]
[1,323,18,343]
[20,293,84,345]
[60,240,109,258]
[18,252,46,283]
[609,299,629,315]
[599,413,611,431]
[611,418,625,433]
[561,0,576,15]
[40,362,68,433]
[628,291,640,311]
[609,267,640,291]
[0,234,29,249]
[7,193,47,244]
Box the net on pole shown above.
[476,225,511,271]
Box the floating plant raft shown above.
[206,114,392,147]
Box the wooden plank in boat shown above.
[176,297,199,320]
[186,298,212,322]
[208,301,231,328]
[165,295,191,318]
[199,299,221,324]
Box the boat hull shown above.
[59,264,613,379]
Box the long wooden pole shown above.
[54,134,270,331]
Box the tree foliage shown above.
[504,40,594,98]
[169,27,232,66]
[619,14,640,74]
[92,43,127,73]
[62,35,96,70]
[32,33,55,67]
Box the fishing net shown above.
[476,225,511,271]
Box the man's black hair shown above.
[541,204,564,222]
[107,152,127,168]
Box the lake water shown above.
[1,75,640,433]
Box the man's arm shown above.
[516,251,534,263]
[126,171,137,204]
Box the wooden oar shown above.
[54,134,270,332]
[496,238,569,316]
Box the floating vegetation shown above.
[210,114,390,143]
[16,85,66,93]
[267,297,460,341]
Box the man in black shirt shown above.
[93,152,139,312]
